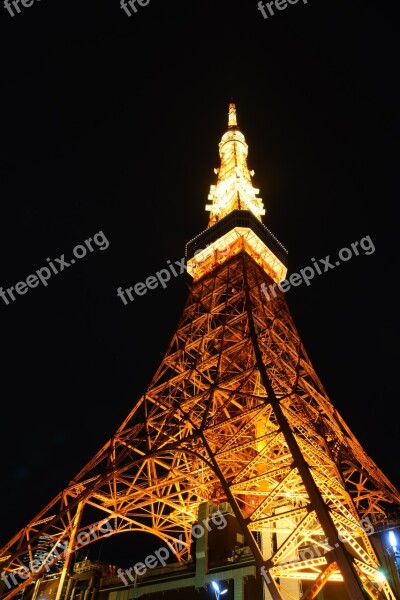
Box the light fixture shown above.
[377,570,386,582]
[210,581,228,599]
[389,531,397,549]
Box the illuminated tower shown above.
[1,104,400,600]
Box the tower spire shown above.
[1,103,399,600]
[206,102,265,226]
[228,101,238,128]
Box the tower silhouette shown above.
[1,104,399,600]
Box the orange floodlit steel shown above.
[1,104,399,600]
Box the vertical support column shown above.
[200,433,282,600]
[30,577,42,600]
[275,504,301,600]
[82,576,93,600]
[55,501,85,600]
[194,502,209,589]
[242,256,369,600]
[63,576,74,600]
[234,575,244,600]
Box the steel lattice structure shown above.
[1,104,399,600]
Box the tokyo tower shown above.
[1,103,400,600]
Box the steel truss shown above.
[1,251,399,600]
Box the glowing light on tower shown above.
[187,103,287,285]
[206,103,265,225]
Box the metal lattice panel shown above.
[1,251,399,600]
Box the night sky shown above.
[0,0,398,570]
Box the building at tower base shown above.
[8,503,400,600]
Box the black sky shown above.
[0,0,399,570]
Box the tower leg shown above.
[242,259,369,600]
[55,501,84,600]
